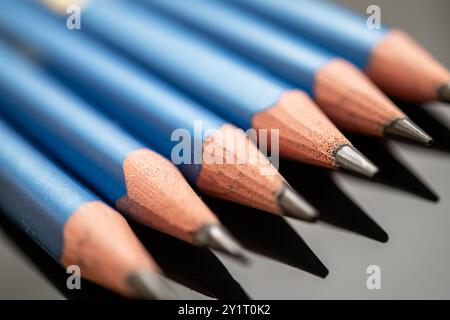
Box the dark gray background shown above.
[0,0,449,299]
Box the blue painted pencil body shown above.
[0,1,227,182]
[0,40,140,202]
[145,0,335,97]
[13,0,290,130]
[230,0,388,69]
[0,118,96,260]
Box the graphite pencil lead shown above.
[335,145,379,178]
[194,224,249,264]
[278,184,319,222]
[385,118,434,146]
[127,270,176,300]
[438,82,450,103]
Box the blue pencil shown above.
[0,118,172,299]
[0,40,246,258]
[34,0,376,178]
[230,0,450,103]
[0,1,317,222]
[144,0,432,145]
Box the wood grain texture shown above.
[117,149,218,243]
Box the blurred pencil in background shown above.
[230,0,450,103]
[0,118,174,299]
[50,0,379,177]
[144,0,433,145]
[0,40,247,260]
[0,0,446,301]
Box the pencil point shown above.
[194,224,249,264]
[335,145,378,178]
[127,271,176,300]
[385,117,434,146]
[278,184,319,222]
[438,82,450,103]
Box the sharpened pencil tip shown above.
[438,82,450,103]
[278,184,319,222]
[385,117,434,146]
[335,145,379,178]
[127,270,176,300]
[194,224,249,264]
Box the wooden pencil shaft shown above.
[144,0,405,136]
[0,119,160,297]
[0,40,219,244]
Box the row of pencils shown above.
[0,0,448,299]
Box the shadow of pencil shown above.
[0,211,122,300]
[393,100,450,153]
[202,196,329,278]
[346,134,439,203]
[0,208,249,300]
[130,222,250,300]
[279,160,389,243]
